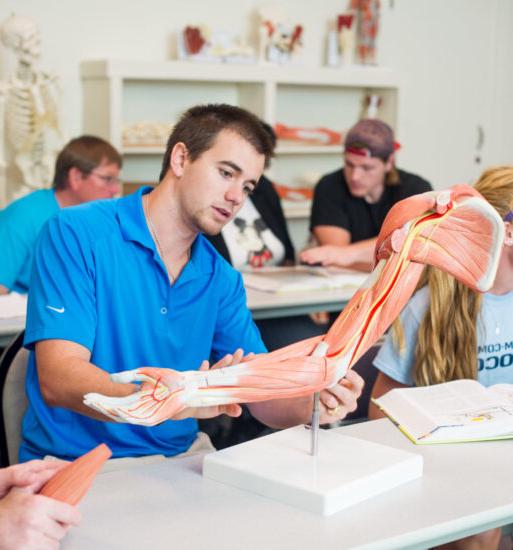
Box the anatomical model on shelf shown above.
[272,170,320,203]
[338,12,356,65]
[258,6,303,64]
[122,122,174,148]
[350,0,380,65]
[272,181,313,202]
[177,25,254,64]
[274,122,343,145]
[0,14,63,198]
[84,185,504,425]
[326,12,356,67]
[362,93,382,119]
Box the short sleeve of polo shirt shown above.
[373,288,430,386]
[310,171,350,232]
[0,207,32,291]
[0,190,59,293]
[211,265,267,360]
[24,213,97,351]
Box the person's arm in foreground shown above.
[37,339,246,422]
[0,461,81,550]
[248,368,364,428]
[368,371,408,420]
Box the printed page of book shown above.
[376,380,513,443]
[488,384,513,403]
[242,266,368,293]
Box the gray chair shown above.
[0,332,28,466]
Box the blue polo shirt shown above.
[21,187,266,461]
[0,189,59,293]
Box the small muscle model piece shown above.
[258,6,303,64]
[38,444,112,505]
[122,121,174,148]
[177,25,255,64]
[0,14,63,195]
[84,186,504,425]
[350,0,380,65]
[273,182,313,202]
[338,13,356,65]
[274,123,343,146]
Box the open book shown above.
[242,266,368,293]
[372,379,513,444]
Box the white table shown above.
[63,419,513,550]
[0,284,356,346]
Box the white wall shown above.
[1,0,512,191]
[380,0,513,186]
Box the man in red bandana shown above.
[301,119,431,270]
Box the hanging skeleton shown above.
[0,14,63,194]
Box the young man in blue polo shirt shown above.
[0,135,122,295]
[21,104,363,463]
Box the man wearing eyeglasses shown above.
[0,135,122,295]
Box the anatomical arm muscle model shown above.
[84,185,504,425]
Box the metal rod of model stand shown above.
[310,391,320,456]
[309,341,329,456]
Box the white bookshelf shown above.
[80,59,400,241]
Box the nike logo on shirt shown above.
[46,305,65,313]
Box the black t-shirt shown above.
[310,168,432,243]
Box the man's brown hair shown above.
[159,104,274,182]
[53,135,122,190]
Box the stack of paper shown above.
[242,266,368,293]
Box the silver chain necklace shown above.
[144,194,165,259]
[143,194,190,284]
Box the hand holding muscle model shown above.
[0,461,81,550]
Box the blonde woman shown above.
[369,166,513,550]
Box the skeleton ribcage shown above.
[5,77,58,152]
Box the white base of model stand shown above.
[203,425,423,516]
